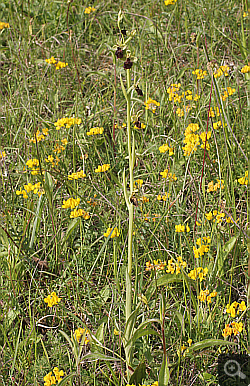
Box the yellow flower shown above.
[95,164,110,173]
[241,65,250,73]
[53,367,64,382]
[104,226,120,238]
[70,209,90,219]
[44,292,61,307]
[0,22,10,29]
[239,301,246,311]
[160,169,177,181]
[164,0,177,5]
[192,69,207,79]
[0,150,6,159]
[62,197,80,209]
[84,6,96,14]
[144,97,160,113]
[114,329,120,336]
[87,127,104,135]
[205,212,213,220]
[238,171,249,185]
[55,61,68,70]
[175,224,185,232]
[68,170,86,180]
[73,327,90,343]
[213,65,229,78]
[54,117,81,130]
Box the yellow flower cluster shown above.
[16,182,44,199]
[84,6,96,14]
[209,106,220,118]
[45,57,68,70]
[182,123,199,156]
[213,121,223,130]
[30,128,49,143]
[164,0,177,5]
[241,65,250,73]
[26,158,43,175]
[193,236,211,258]
[44,292,61,307]
[141,196,149,203]
[0,150,6,159]
[182,124,212,156]
[188,267,208,281]
[176,105,191,117]
[192,69,207,79]
[205,210,225,223]
[226,301,246,317]
[146,259,166,271]
[175,224,190,233]
[200,131,211,150]
[87,127,104,135]
[95,164,110,173]
[62,197,80,209]
[160,169,177,181]
[177,339,193,357]
[53,140,67,154]
[54,117,81,130]
[198,289,217,303]
[238,170,249,185]
[157,193,170,201]
[104,226,120,238]
[166,256,187,274]
[68,170,86,180]
[134,179,143,188]
[70,209,90,219]
[221,87,236,101]
[222,322,243,338]
[87,195,98,207]
[167,83,199,104]
[159,143,174,156]
[213,65,229,78]
[144,97,160,113]
[73,327,90,344]
[207,179,224,192]
[0,22,10,29]
[44,367,64,386]
[45,155,60,167]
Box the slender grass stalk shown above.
[124,66,135,372]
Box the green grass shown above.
[0,0,249,385]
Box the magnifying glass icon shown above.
[224,360,246,379]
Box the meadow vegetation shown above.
[0,0,249,385]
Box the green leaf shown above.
[132,328,161,343]
[223,236,237,255]
[61,218,81,247]
[95,322,105,344]
[81,352,120,362]
[188,339,237,352]
[129,360,146,385]
[158,354,170,386]
[99,285,110,303]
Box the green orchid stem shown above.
[124,67,134,373]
